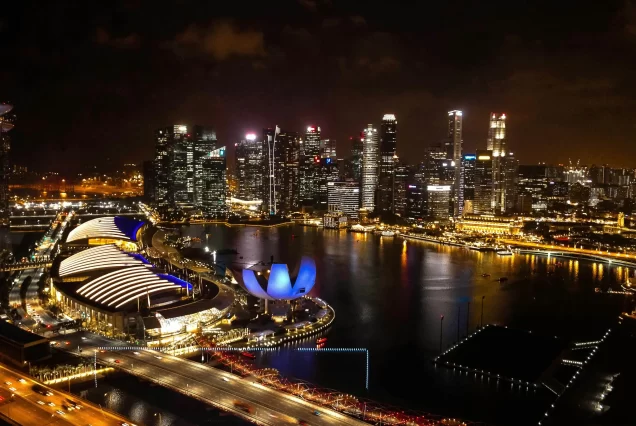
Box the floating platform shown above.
[435,325,565,385]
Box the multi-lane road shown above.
[0,361,131,426]
[62,332,369,426]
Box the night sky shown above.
[1,0,634,173]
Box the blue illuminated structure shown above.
[241,256,316,300]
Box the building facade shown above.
[474,150,494,214]
[299,126,321,208]
[377,114,397,215]
[447,110,463,217]
[327,181,360,219]
[360,124,379,212]
[235,134,263,202]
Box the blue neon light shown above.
[463,155,476,160]
[113,216,145,242]
[241,256,316,300]
[158,273,193,290]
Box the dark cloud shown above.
[95,28,141,49]
[171,21,266,60]
[1,0,636,171]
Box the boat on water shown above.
[498,277,509,282]
[481,273,491,277]
[240,351,256,359]
[381,230,396,237]
[316,337,327,344]
[496,245,514,255]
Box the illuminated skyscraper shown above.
[447,110,463,216]
[487,113,507,156]
[461,154,476,214]
[200,146,227,215]
[299,126,321,208]
[320,138,337,159]
[328,181,360,219]
[153,125,218,212]
[0,103,14,227]
[349,137,363,182]
[474,150,494,214]
[486,113,509,213]
[235,133,263,202]
[278,130,300,213]
[393,160,409,217]
[360,124,379,212]
[378,114,397,214]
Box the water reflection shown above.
[181,224,627,425]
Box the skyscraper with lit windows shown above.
[360,124,379,212]
[487,113,508,213]
[448,110,463,217]
[377,114,397,214]
[235,133,263,202]
[299,126,321,208]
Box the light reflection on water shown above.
[178,224,629,425]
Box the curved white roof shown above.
[59,245,147,277]
[76,265,183,309]
[66,216,141,243]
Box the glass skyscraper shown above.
[448,110,463,217]
[377,114,397,214]
[360,124,379,212]
[299,126,321,208]
[235,133,263,202]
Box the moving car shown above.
[233,401,253,413]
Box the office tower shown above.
[316,157,339,211]
[299,126,321,208]
[320,139,337,159]
[377,114,397,214]
[393,160,409,217]
[153,125,218,211]
[406,183,425,221]
[193,128,218,206]
[462,154,476,203]
[262,128,300,214]
[486,113,507,213]
[235,133,263,202]
[327,181,360,219]
[350,137,363,181]
[143,160,155,203]
[447,110,463,217]
[423,144,447,186]
[360,124,379,212]
[487,113,507,155]
[474,150,494,214]
[503,152,518,211]
[154,125,191,207]
[278,131,300,213]
[0,103,14,226]
[427,185,452,219]
[200,146,227,215]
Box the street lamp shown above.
[154,412,162,424]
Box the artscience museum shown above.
[233,256,317,300]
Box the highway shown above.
[0,362,132,426]
[63,332,369,426]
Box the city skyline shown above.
[2,1,636,171]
